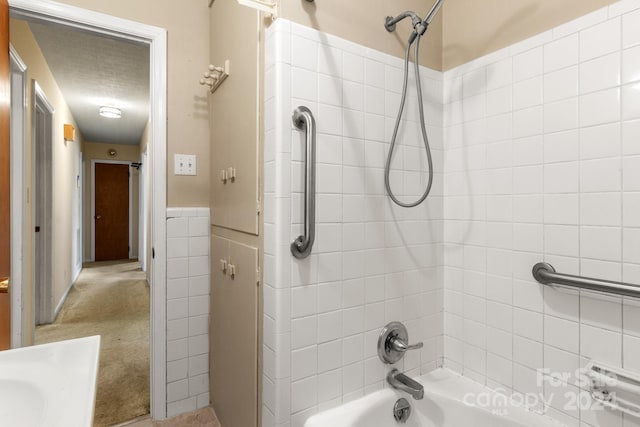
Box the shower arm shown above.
[384,11,421,33]
[384,0,445,35]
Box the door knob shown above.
[95,215,102,219]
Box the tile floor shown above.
[116,407,221,427]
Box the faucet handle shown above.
[389,336,423,353]
[378,321,424,364]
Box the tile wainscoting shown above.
[166,208,211,417]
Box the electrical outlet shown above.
[174,154,197,176]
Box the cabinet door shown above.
[209,0,260,235]
[210,236,259,427]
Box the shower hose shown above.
[384,33,434,208]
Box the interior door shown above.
[95,163,129,261]
[0,0,11,350]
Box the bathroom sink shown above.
[0,335,100,427]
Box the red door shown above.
[0,0,11,350]
[95,163,130,261]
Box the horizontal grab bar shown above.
[532,262,640,298]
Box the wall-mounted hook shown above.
[199,60,230,94]
[227,167,236,182]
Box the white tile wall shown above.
[443,2,640,427]
[166,207,210,417]
[262,2,640,427]
[264,19,444,427]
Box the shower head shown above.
[424,0,445,25]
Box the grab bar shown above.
[532,262,640,298]
[587,362,640,419]
[290,106,316,259]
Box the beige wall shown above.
[280,0,620,71]
[442,0,618,69]
[280,0,443,70]
[11,19,84,335]
[52,0,211,207]
[83,142,140,261]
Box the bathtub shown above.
[304,369,564,427]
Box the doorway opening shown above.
[8,0,168,421]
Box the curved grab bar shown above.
[290,106,316,259]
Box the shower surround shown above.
[263,19,444,426]
[263,1,640,426]
[442,2,640,426]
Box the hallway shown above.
[36,260,150,427]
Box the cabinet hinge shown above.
[257,200,261,215]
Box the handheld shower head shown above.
[424,0,445,25]
[383,0,446,207]
[424,0,444,25]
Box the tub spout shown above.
[387,368,424,400]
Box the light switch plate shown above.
[174,154,197,176]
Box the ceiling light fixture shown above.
[99,106,122,119]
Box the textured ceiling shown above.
[28,21,150,146]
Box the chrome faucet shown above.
[387,369,424,400]
[378,322,425,400]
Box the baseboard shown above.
[53,266,81,321]
[73,262,82,283]
[110,414,151,427]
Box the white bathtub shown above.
[305,369,565,427]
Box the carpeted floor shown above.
[36,260,150,427]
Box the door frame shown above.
[90,160,134,261]
[8,0,168,419]
[139,149,148,273]
[32,79,54,326]
[9,44,26,347]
